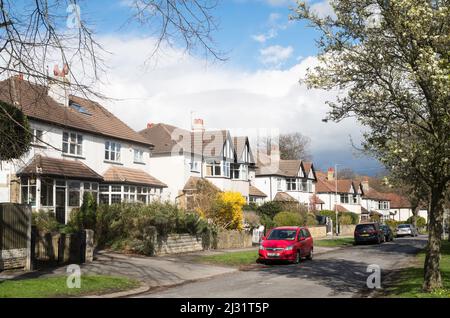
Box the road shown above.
[136,236,427,298]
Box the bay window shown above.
[205,161,222,177]
[68,182,81,207]
[340,194,350,204]
[286,178,297,191]
[40,178,54,207]
[21,177,37,206]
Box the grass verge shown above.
[0,275,139,298]
[196,250,259,267]
[314,237,354,247]
[386,241,450,298]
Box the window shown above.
[105,141,121,162]
[340,194,350,204]
[62,132,83,156]
[307,180,313,192]
[31,129,43,145]
[190,160,200,172]
[68,182,80,207]
[21,177,36,206]
[287,178,297,191]
[134,149,144,163]
[205,161,222,176]
[378,201,389,210]
[40,178,54,206]
[111,194,121,204]
[241,165,248,180]
[222,161,230,178]
[352,195,359,204]
[276,178,283,191]
[83,182,98,202]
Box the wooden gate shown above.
[0,203,31,270]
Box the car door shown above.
[296,230,306,256]
[303,229,313,254]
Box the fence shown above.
[0,203,31,270]
[31,229,94,269]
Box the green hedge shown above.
[318,210,359,225]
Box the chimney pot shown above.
[327,167,335,181]
[147,123,153,129]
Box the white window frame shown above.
[31,128,44,145]
[133,149,144,163]
[62,131,83,156]
[105,141,121,162]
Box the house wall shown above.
[0,119,154,203]
[316,193,362,214]
[390,208,413,222]
[148,154,189,201]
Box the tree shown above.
[293,0,449,291]
[338,168,357,180]
[279,132,312,160]
[0,0,222,159]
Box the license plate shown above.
[267,253,279,257]
[360,234,369,237]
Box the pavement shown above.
[135,236,427,298]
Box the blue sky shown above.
[67,0,383,175]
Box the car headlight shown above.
[285,245,294,251]
[259,244,265,250]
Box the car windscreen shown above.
[355,224,375,232]
[267,229,297,240]
[398,224,411,228]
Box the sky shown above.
[66,0,384,175]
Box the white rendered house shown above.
[0,75,166,223]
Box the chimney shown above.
[192,118,205,132]
[361,177,370,191]
[48,63,70,107]
[147,123,154,129]
[327,167,334,181]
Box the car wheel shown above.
[306,248,313,261]
[295,250,301,264]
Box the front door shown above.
[55,187,66,224]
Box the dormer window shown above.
[62,132,83,156]
[105,141,121,162]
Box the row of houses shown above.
[0,73,427,224]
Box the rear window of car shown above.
[267,229,297,240]
[356,224,375,231]
[398,224,411,228]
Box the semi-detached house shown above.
[138,122,257,204]
[0,75,166,224]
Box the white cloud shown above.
[259,45,294,66]
[84,35,365,169]
[252,29,278,43]
[310,0,336,19]
[262,0,295,7]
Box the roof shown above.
[335,205,350,213]
[17,155,103,181]
[233,136,255,163]
[361,206,369,214]
[0,77,152,147]
[273,192,298,202]
[363,188,390,201]
[316,178,355,194]
[383,193,411,208]
[249,185,267,197]
[140,124,235,158]
[256,159,316,179]
[103,166,166,187]
[182,176,220,192]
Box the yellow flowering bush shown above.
[209,191,246,230]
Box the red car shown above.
[258,226,314,264]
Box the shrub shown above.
[32,210,59,233]
[339,214,353,225]
[209,192,246,230]
[68,192,97,231]
[243,202,258,211]
[385,219,400,231]
[406,215,427,228]
[305,213,318,226]
[244,211,261,230]
[273,211,303,227]
[257,201,283,219]
[318,210,359,225]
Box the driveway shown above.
[136,236,427,298]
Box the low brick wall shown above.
[339,225,356,236]
[307,226,327,239]
[0,248,27,270]
[216,230,253,249]
[156,234,203,256]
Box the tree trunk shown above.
[423,185,445,292]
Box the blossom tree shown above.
[292,0,449,291]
